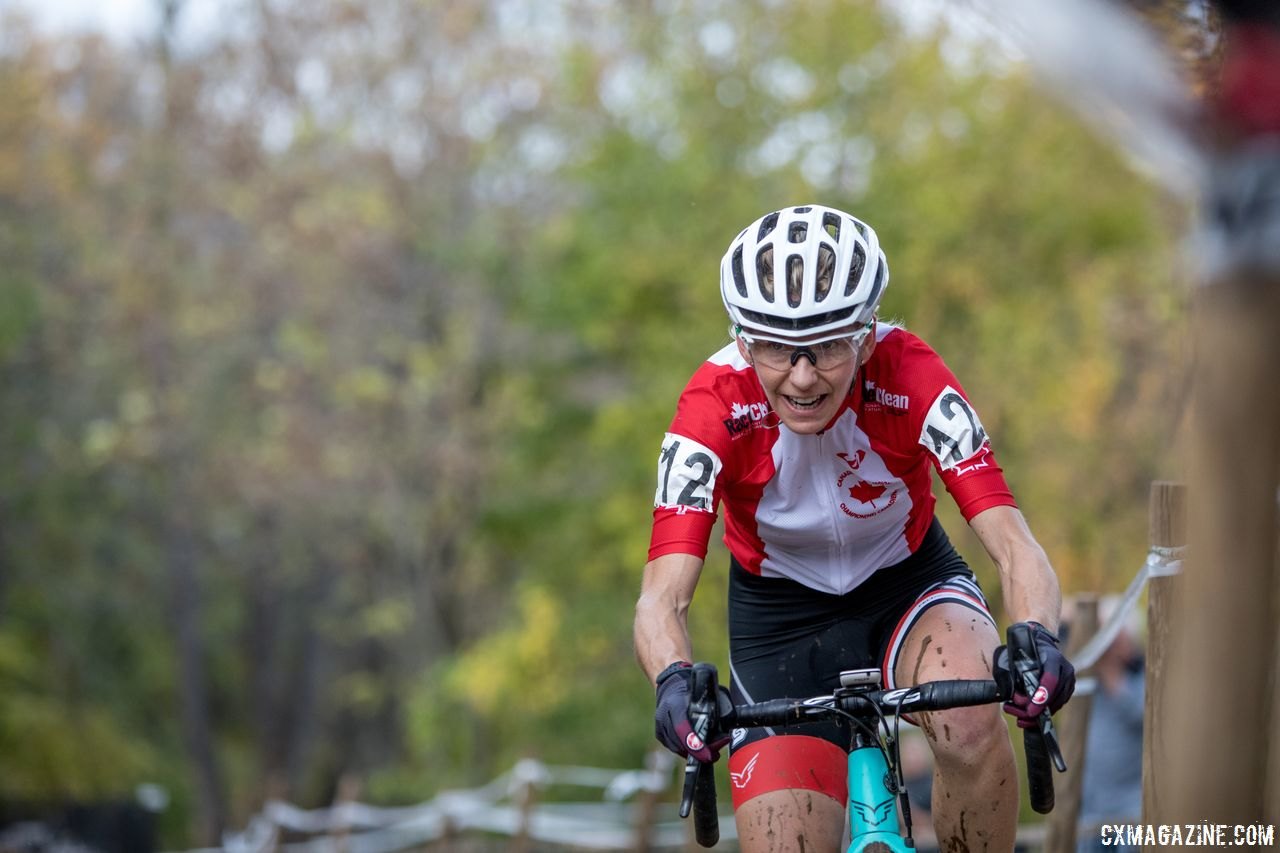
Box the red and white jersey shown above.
[648,324,1016,595]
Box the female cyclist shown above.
[634,204,1075,852]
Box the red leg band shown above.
[728,734,848,809]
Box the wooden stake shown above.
[1153,273,1280,824]
[1044,595,1099,853]
[1142,482,1186,826]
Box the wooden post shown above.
[1147,480,1187,552]
[1043,595,1099,853]
[1141,481,1185,826]
[331,773,362,853]
[631,750,672,853]
[510,767,537,853]
[427,813,459,850]
[1152,266,1280,825]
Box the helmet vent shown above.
[822,212,841,239]
[786,255,803,307]
[815,244,835,302]
[788,222,807,243]
[757,212,780,241]
[731,245,748,297]
[862,253,886,310]
[843,243,867,297]
[756,247,775,302]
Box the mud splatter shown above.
[940,810,973,853]
[912,634,933,683]
[918,709,937,741]
[943,723,951,742]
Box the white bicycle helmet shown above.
[720,204,888,344]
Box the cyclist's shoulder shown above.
[869,323,943,363]
[679,341,760,400]
[668,342,769,445]
[865,325,955,395]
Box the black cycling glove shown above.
[996,621,1077,729]
[653,662,730,762]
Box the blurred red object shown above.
[1216,22,1280,137]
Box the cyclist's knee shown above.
[919,703,1011,768]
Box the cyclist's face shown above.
[738,328,875,434]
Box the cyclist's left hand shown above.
[998,622,1076,729]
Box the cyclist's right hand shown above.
[654,662,731,762]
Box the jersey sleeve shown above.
[904,339,1017,521]
[647,365,734,561]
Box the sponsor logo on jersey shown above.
[835,449,899,519]
[863,380,910,412]
[724,401,772,437]
[836,450,865,470]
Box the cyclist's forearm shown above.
[968,505,1063,631]
[634,553,704,684]
[634,599,694,683]
[998,550,1062,632]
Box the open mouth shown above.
[783,394,826,411]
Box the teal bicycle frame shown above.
[845,728,913,852]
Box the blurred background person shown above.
[1076,594,1145,852]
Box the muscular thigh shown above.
[890,600,1000,688]
[892,599,1002,750]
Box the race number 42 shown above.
[655,433,722,511]
[920,386,988,470]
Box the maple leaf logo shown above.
[730,402,752,419]
[847,480,887,504]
